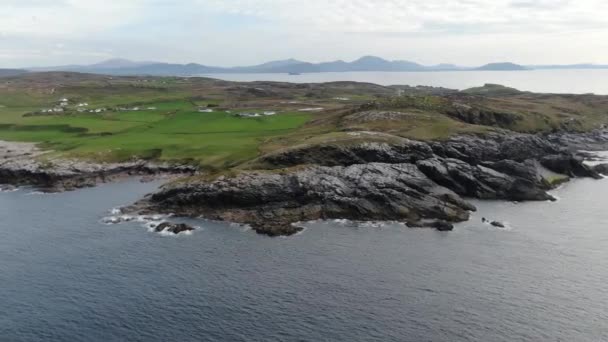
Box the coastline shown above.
[0,140,196,192]
[125,131,608,236]
[4,130,605,237]
[3,132,608,236]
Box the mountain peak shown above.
[475,62,527,71]
[353,55,389,63]
[90,58,159,69]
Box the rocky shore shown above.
[127,131,608,236]
[0,141,196,192]
[3,132,608,237]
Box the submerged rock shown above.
[490,221,506,228]
[407,220,454,231]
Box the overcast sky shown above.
[1,0,607,68]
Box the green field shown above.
[0,95,311,168]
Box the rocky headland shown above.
[126,131,608,236]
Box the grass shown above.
[0,85,312,168]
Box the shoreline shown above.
[2,131,608,237]
[0,140,196,192]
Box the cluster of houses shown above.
[116,106,156,111]
[39,98,109,114]
[297,107,324,112]
[40,98,70,113]
[37,98,164,115]
[235,111,277,118]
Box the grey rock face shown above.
[260,139,433,167]
[143,163,477,236]
[540,155,602,179]
[416,157,554,201]
[430,133,563,164]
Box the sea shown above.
[0,174,607,341]
[203,69,608,95]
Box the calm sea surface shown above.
[204,69,608,95]
[1,175,607,341]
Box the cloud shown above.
[0,0,607,67]
[0,0,145,37]
[203,0,608,34]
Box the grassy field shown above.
[0,88,312,168]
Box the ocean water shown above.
[1,177,607,341]
[204,69,608,95]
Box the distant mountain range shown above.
[16,56,608,76]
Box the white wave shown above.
[26,191,50,196]
[101,216,121,225]
[358,221,386,228]
[110,207,122,215]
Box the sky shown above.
[1,0,607,68]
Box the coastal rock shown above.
[154,222,195,235]
[137,163,477,236]
[259,138,433,167]
[540,155,602,179]
[593,163,608,175]
[416,157,554,201]
[548,130,608,151]
[0,141,196,191]
[430,133,563,164]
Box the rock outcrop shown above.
[416,157,554,201]
[593,163,608,175]
[132,131,607,236]
[540,155,601,179]
[135,163,477,236]
[154,222,195,235]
